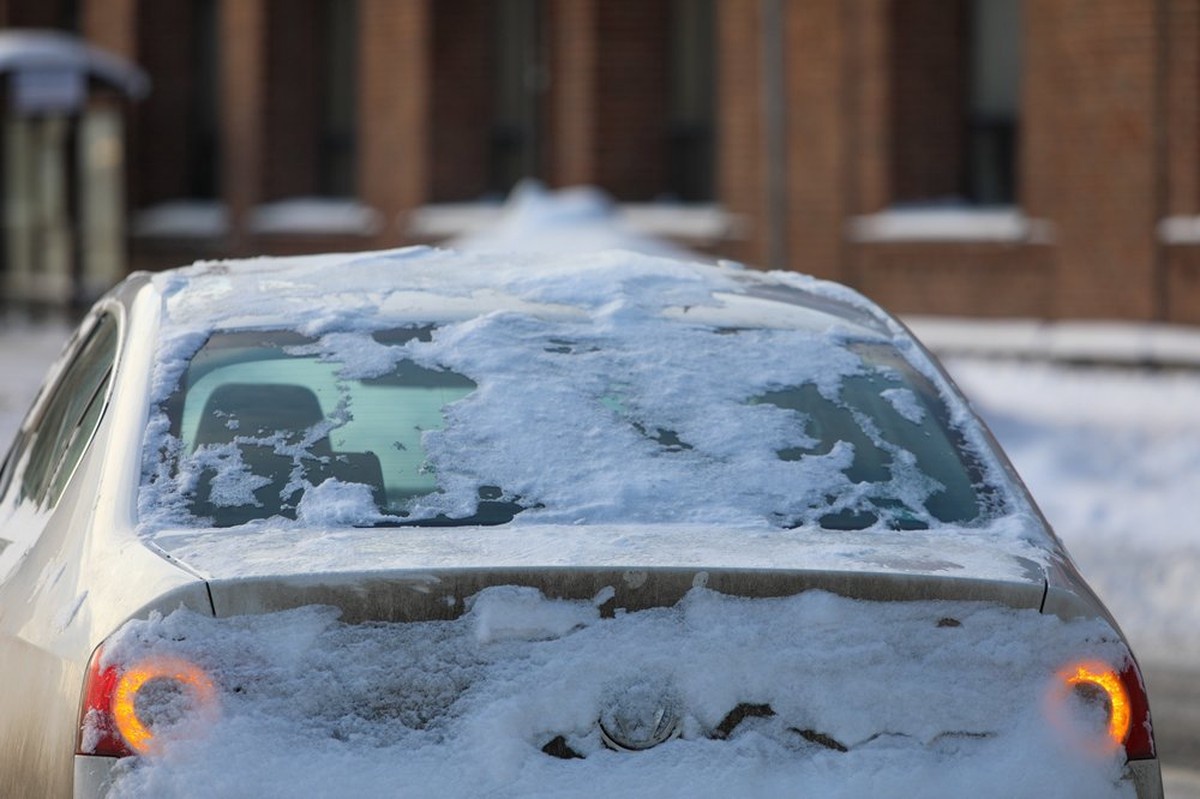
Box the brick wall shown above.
[715,0,766,266]
[593,0,669,199]
[1166,0,1200,217]
[131,0,200,208]
[358,0,429,243]
[855,242,1054,317]
[544,0,671,199]
[1167,247,1200,323]
[430,0,492,201]
[95,0,1200,323]
[219,0,267,251]
[889,0,966,204]
[546,0,596,187]
[263,0,322,201]
[848,0,892,216]
[783,0,847,281]
[1023,0,1162,319]
[1162,0,1200,324]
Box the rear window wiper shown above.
[359,499,526,528]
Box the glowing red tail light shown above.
[1047,656,1155,761]
[1118,660,1156,760]
[77,645,219,758]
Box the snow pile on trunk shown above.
[99,588,1132,798]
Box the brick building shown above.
[4,0,1200,321]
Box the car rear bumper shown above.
[1127,759,1166,799]
[73,755,115,798]
[73,754,1163,798]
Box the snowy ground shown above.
[0,315,70,436]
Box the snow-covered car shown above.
[0,248,1162,798]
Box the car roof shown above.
[135,247,900,341]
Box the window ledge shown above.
[408,201,744,246]
[1158,216,1200,245]
[847,208,1054,245]
[132,198,384,239]
[249,197,382,237]
[905,315,1200,367]
[131,200,228,239]
[619,202,746,243]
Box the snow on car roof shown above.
[137,248,1049,582]
[144,247,902,420]
[151,247,886,335]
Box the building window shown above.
[1,0,79,30]
[490,0,543,196]
[133,0,219,206]
[189,0,218,200]
[667,0,714,202]
[891,0,1019,207]
[429,0,495,202]
[966,0,1019,205]
[319,0,357,197]
[427,1,714,204]
[264,0,357,200]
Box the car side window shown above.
[0,429,29,510]
[17,313,119,509]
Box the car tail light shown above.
[1046,657,1155,761]
[77,645,219,757]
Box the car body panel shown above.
[202,566,1050,624]
[1127,760,1167,796]
[0,284,211,797]
[151,517,1051,581]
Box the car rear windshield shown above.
[143,320,998,531]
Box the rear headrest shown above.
[194,383,326,447]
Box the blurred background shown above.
[0,0,1198,793]
[0,0,1196,319]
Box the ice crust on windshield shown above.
[97,589,1130,799]
[139,249,1027,537]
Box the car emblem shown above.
[598,680,682,752]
